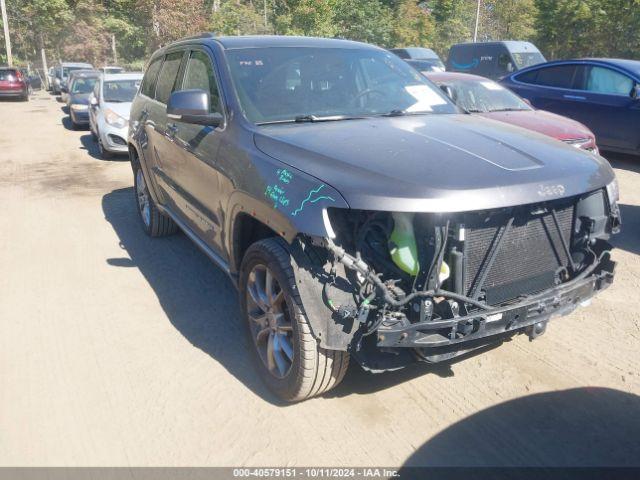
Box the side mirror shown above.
[167,89,223,127]
[89,96,98,107]
[439,84,454,99]
[632,84,640,100]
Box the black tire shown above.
[98,137,114,159]
[239,238,349,402]
[132,161,177,237]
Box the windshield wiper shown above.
[256,114,366,125]
[379,109,434,117]
[294,114,366,123]
[487,107,527,112]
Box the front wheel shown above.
[98,136,113,159]
[239,238,349,402]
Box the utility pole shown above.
[473,0,481,42]
[0,0,13,66]
[263,0,268,29]
[111,34,118,65]
[39,33,49,90]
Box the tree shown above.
[274,0,339,37]
[481,0,538,41]
[210,1,271,36]
[427,0,476,55]
[136,0,208,51]
[333,0,395,46]
[391,0,435,47]
[4,0,72,64]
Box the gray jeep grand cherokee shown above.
[128,35,620,402]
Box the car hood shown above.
[479,109,595,142]
[253,114,614,212]
[103,101,132,119]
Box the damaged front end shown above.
[291,186,620,372]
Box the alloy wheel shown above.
[246,264,294,378]
[136,168,151,228]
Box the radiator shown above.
[463,201,575,305]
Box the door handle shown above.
[563,94,586,100]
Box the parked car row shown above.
[122,35,620,402]
[390,42,640,157]
[501,58,640,156]
[49,62,141,158]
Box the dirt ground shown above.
[1,90,639,468]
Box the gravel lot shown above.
[1,91,639,467]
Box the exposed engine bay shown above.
[292,188,620,371]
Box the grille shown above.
[463,201,575,305]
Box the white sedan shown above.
[88,72,142,159]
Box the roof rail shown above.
[176,32,218,42]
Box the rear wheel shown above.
[240,238,349,402]
[133,162,177,237]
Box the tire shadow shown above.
[612,203,640,255]
[101,187,285,405]
[61,116,75,131]
[400,387,640,470]
[79,134,128,162]
[604,151,640,174]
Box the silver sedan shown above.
[88,73,142,159]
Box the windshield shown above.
[511,52,546,69]
[408,59,446,72]
[103,79,140,102]
[226,47,457,124]
[104,67,124,74]
[63,66,88,78]
[403,47,439,60]
[440,77,531,113]
[71,77,98,94]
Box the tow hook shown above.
[526,321,547,341]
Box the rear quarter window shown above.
[141,57,163,98]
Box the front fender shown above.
[227,154,349,244]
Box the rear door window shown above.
[141,57,163,98]
[154,51,184,104]
[523,64,577,88]
[585,66,634,96]
[181,50,222,113]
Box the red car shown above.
[425,71,598,153]
[0,67,29,101]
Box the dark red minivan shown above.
[0,67,29,101]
